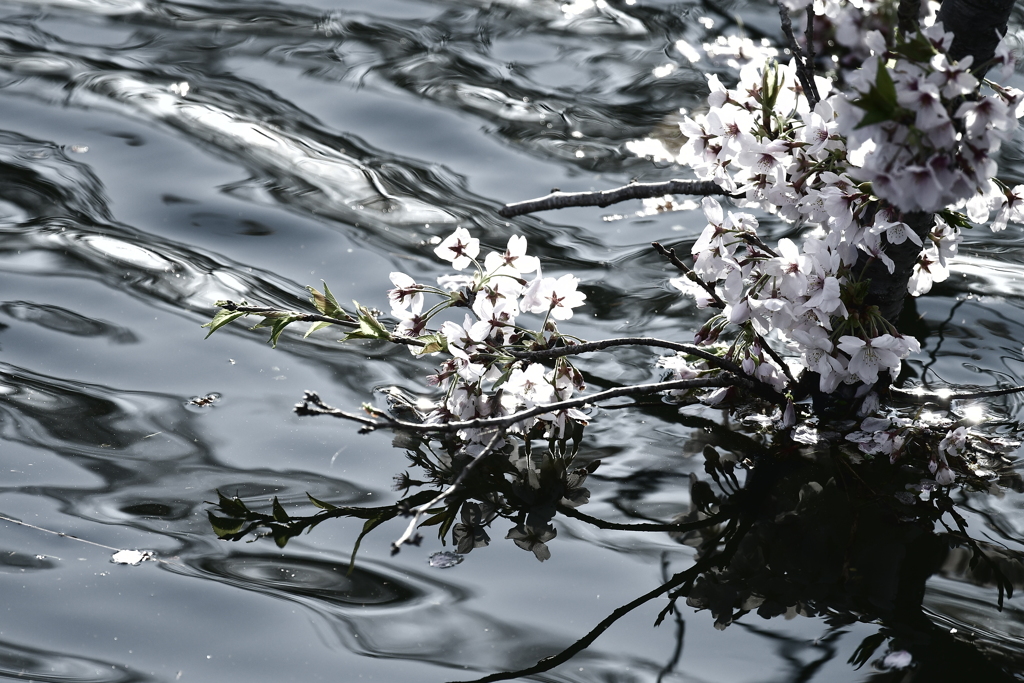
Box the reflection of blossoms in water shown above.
[506,524,557,562]
[452,501,497,554]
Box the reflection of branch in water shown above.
[391,428,506,554]
[449,516,747,683]
[920,297,966,387]
[656,553,686,683]
[558,503,727,533]
[736,620,841,681]
[891,383,1024,404]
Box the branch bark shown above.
[499,180,733,218]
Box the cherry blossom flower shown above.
[483,234,539,276]
[521,272,586,320]
[434,227,480,270]
[388,271,424,313]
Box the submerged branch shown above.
[499,180,733,218]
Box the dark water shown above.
[1,0,1024,681]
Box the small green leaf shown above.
[307,282,351,320]
[304,320,333,338]
[202,309,247,338]
[322,282,348,318]
[342,302,389,342]
[207,511,245,537]
[415,333,447,355]
[264,315,302,348]
[271,525,293,548]
[307,493,337,511]
[347,510,394,574]
[272,496,290,523]
[898,31,936,62]
[215,490,251,518]
[419,508,450,527]
[851,61,901,129]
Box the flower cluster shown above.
[837,27,1021,214]
[387,229,588,445]
[661,21,1020,396]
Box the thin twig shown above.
[651,241,726,309]
[890,384,1024,403]
[391,428,505,554]
[758,341,797,388]
[777,4,820,108]
[499,180,734,218]
[219,301,426,347]
[220,301,356,327]
[804,6,817,73]
[295,376,749,433]
[0,513,173,565]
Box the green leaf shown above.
[307,493,337,511]
[263,315,302,348]
[939,209,973,230]
[419,508,450,527]
[271,525,294,548]
[303,320,333,338]
[272,497,291,523]
[897,31,936,62]
[347,510,394,574]
[207,511,245,538]
[342,302,390,342]
[307,282,351,320]
[215,490,251,518]
[202,309,247,338]
[851,61,900,129]
[415,333,447,355]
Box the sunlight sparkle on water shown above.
[962,405,985,423]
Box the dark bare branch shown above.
[777,4,819,108]
[499,180,733,218]
[651,241,726,309]
[295,376,748,433]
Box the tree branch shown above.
[447,516,745,683]
[220,301,356,328]
[509,337,789,402]
[651,241,726,309]
[777,4,820,108]
[499,180,734,218]
[295,377,749,434]
[509,336,740,372]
